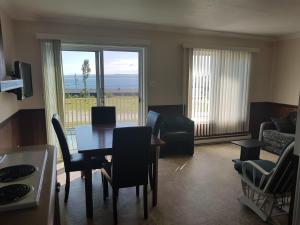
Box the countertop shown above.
[0,145,57,225]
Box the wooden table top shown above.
[76,124,165,154]
[231,139,270,148]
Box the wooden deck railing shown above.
[64,96,139,129]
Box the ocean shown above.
[64,74,138,92]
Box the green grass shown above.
[65,96,138,113]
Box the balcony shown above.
[64,95,138,151]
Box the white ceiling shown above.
[1,0,300,37]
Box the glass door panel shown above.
[62,51,97,151]
[102,50,140,125]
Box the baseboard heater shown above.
[194,133,251,145]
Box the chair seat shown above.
[234,159,276,187]
[101,161,148,188]
[69,153,107,171]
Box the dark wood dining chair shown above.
[91,106,116,125]
[101,126,152,225]
[146,111,162,137]
[145,111,162,190]
[52,114,107,202]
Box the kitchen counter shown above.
[0,145,59,225]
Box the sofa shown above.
[159,115,194,157]
[259,111,297,155]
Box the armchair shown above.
[160,115,194,156]
[234,141,297,222]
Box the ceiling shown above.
[1,0,300,38]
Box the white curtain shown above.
[41,40,65,157]
[187,48,252,137]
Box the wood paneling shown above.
[249,102,298,138]
[19,109,47,146]
[148,105,184,116]
[0,109,46,151]
[0,111,20,151]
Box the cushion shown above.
[262,130,295,155]
[271,117,294,133]
[234,159,276,187]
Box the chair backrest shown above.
[91,106,116,125]
[112,126,152,188]
[160,115,194,134]
[265,141,296,194]
[145,111,162,137]
[51,114,71,168]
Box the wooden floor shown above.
[57,143,288,225]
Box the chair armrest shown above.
[259,122,276,141]
[242,161,271,176]
[242,161,273,188]
[180,116,194,133]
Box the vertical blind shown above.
[188,48,252,137]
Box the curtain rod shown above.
[182,44,260,53]
[36,33,151,47]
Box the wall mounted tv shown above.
[14,61,33,100]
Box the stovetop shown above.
[0,184,32,205]
[0,164,36,183]
[0,150,48,212]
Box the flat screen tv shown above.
[14,61,33,100]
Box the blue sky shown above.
[62,51,138,75]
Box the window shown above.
[188,48,252,137]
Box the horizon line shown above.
[64,73,138,76]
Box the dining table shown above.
[75,124,165,218]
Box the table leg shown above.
[54,182,61,225]
[240,147,260,161]
[152,146,159,207]
[84,154,93,218]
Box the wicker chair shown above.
[234,141,297,222]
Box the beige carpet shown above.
[57,143,288,225]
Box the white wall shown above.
[12,20,274,110]
[272,39,300,105]
[0,10,18,123]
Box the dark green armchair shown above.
[160,115,194,156]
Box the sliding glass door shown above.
[62,51,97,129]
[62,46,145,151]
[101,50,140,125]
